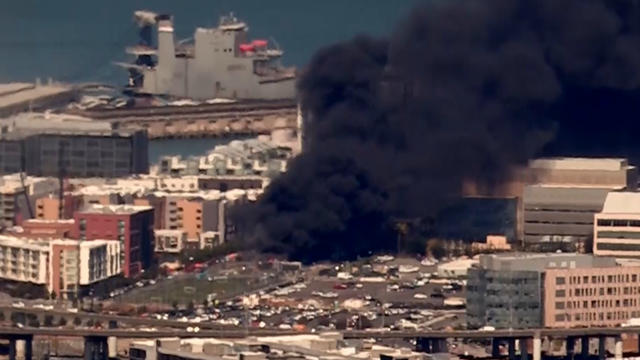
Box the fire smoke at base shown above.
[234,0,640,263]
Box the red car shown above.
[333,283,348,290]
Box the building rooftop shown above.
[0,112,138,138]
[79,204,153,215]
[154,229,185,236]
[529,157,631,171]
[601,192,640,214]
[478,252,618,272]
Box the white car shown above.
[67,308,78,313]
[480,326,496,331]
[413,293,428,299]
[11,302,24,308]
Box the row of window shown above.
[555,273,640,285]
[597,231,640,240]
[596,242,640,251]
[555,298,639,310]
[554,310,635,323]
[597,219,640,227]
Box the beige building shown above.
[35,196,60,220]
[154,229,187,253]
[544,265,640,328]
[594,192,640,257]
[0,235,120,298]
[522,158,637,247]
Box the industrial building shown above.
[594,192,640,257]
[119,11,296,100]
[522,158,637,249]
[467,253,640,329]
[0,112,149,177]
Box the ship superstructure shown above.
[118,11,296,100]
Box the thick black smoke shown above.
[236,0,640,263]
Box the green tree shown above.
[187,300,195,313]
[73,317,82,326]
[426,239,446,259]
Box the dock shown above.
[67,100,298,139]
[0,81,76,118]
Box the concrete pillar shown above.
[508,338,517,360]
[107,336,117,359]
[566,336,576,360]
[598,336,606,360]
[520,338,529,360]
[8,337,31,360]
[493,338,502,358]
[84,336,108,360]
[433,339,447,353]
[614,336,622,360]
[9,338,16,360]
[533,334,542,360]
[581,336,589,359]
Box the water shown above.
[1,1,424,162]
[0,1,423,84]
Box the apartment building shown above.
[175,197,222,241]
[0,235,120,298]
[594,192,640,257]
[72,204,154,278]
[35,194,83,221]
[0,236,49,286]
[0,175,58,227]
[154,229,186,253]
[19,219,75,238]
[467,253,634,329]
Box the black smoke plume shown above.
[235,0,640,263]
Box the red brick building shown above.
[72,204,154,278]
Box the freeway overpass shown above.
[0,325,639,360]
[344,326,640,339]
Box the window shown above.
[556,277,565,285]
[583,276,589,284]
[555,289,566,298]
[555,302,565,309]
[598,219,613,226]
[555,314,565,322]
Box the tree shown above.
[73,317,82,326]
[44,315,54,327]
[202,299,209,309]
[426,239,446,259]
[50,291,57,301]
[187,300,195,313]
[172,300,179,311]
[58,317,67,327]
